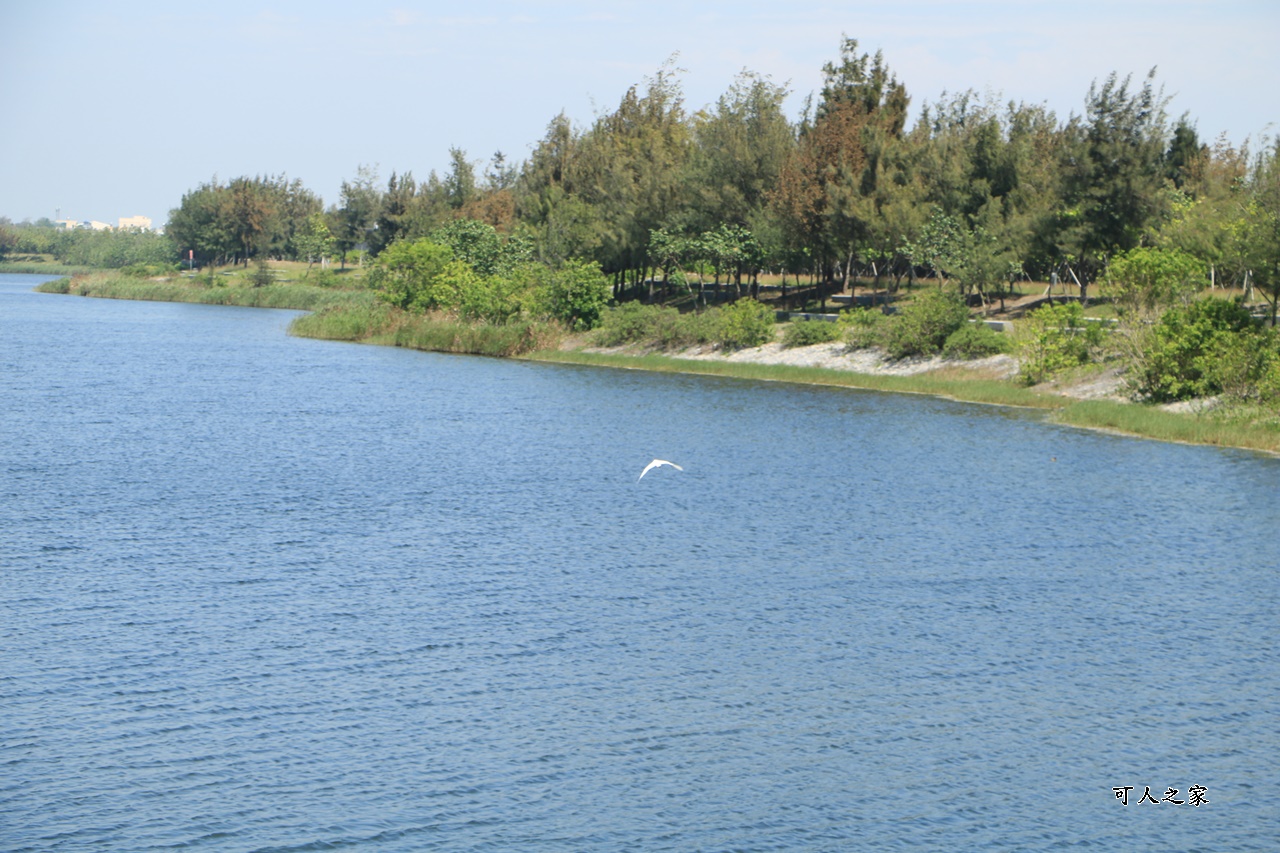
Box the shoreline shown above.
[528,340,1280,456]
[29,275,1280,455]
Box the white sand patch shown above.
[583,339,1021,379]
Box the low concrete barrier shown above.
[778,312,841,323]
[978,320,1013,333]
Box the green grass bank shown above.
[36,273,378,312]
[3,261,98,276]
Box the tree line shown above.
[4,37,1278,322]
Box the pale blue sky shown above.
[2,1,1276,226]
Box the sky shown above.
[2,0,1277,228]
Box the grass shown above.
[1055,399,1280,453]
[388,314,562,357]
[37,271,378,312]
[289,302,398,341]
[289,302,562,357]
[1,260,96,275]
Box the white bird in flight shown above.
[638,459,683,481]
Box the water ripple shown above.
[2,275,1277,850]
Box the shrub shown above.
[713,298,775,350]
[883,287,969,358]
[531,259,611,331]
[309,268,339,288]
[392,316,560,357]
[250,257,274,288]
[35,277,72,293]
[943,322,1009,359]
[840,307,885,350]
[593,302,723,350]
[369,238,454,311]
[666,310,718,348]
[120,262,179,278]
[1199,330,1280,403]
[1136,297,1262,402]
[593,302,668,346]
[1018,302,1105,385]
[782,318,842,348]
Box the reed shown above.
[288,303,397,341]
[391,314,562,357]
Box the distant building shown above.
[52,216,154,232]
[118,215,152,231]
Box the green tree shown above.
[55,228,175,269]
[688,71,793,231]
[773,37,909,288]
[226,176,278,263]
[646,226,692,294]
[531,258,612,330]
[572,59,693,290]
[903,210,965,282]
[1244,139,1280,325]
[167,179,235,266]
[335,165,381,269]
[443,148,478,210]
[368,238,453,312]
[295,212,336,270]
[430,218,504,277]
[0,223,20,260]
[1164,118,1206,190]
[1106,246,1206,316]
[1054,70,1170,297]
[369,171,418,256]
[274,176,323,259]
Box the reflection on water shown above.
[2,274,1277,851]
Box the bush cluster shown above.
[1136,297,1280,402]
[593,299,774,351]
[1017,302,1106,385]
[716,298,776,349]
[839,308,885,349]
[781,318,842,348]
[942,322,1009,359]
[883,287,970,358]
[368,236,611,330]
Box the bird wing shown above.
[638,459,682,480]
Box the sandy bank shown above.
[576,338,1133,402]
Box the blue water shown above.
[2,273,1277,851]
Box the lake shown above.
[2,272,1277,851]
